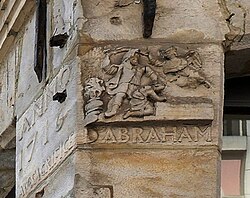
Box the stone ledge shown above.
[95,102,214,125]
[222,136,247,151]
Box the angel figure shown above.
[150,46,210,89]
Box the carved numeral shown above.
[43,120,49,145]
[19,149,23,172]
[26,131,38,162]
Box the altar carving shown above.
[83,78,105,126]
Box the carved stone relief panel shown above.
[81,45,214,126]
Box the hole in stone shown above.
[226,13,235,22]
[53,89,67,103]
[49,33,69,48]
[35,188,44,198]
[110,17,122,25]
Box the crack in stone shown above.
[218,0,247,50]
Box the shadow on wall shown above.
[5,186,15,198]
[225,48,250,79]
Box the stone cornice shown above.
[0,0,35,61]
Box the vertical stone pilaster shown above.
[74,0,226,197]
[15,0,227,197]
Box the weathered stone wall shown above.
[74,0,226,197]
[1,0,243,197]
[219,0,250,48]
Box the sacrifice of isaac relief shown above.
[82,46,212,126]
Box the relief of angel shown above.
[150,46,211,89]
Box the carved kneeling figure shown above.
[123,84,166,119]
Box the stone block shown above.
[78,0,228,42]
[27,155,76,198]
[74,41,223,197]
[75,148,220,197]
[16,13,43,118]
[0,46,16,137]
[79,44,223,145]
[49,0,79,69]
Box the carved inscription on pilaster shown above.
[19,133,75,198]
[16,65,75,198]
[17,81,71,171]
[18,66,71,140]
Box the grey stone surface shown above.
[16,62,78,197]
[0,149,15,169]
[0,47,16,137]
[0,149,15,198]
[27,155,76,198]
[222,136,247,151]
[15,13,43,118]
